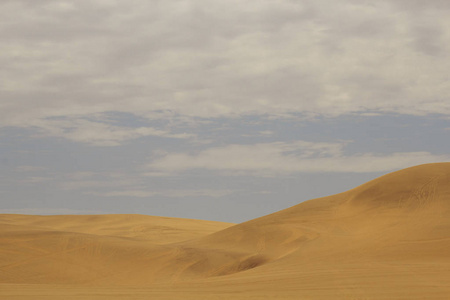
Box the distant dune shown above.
[1,163,450,299]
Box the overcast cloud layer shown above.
[1,0,449,222]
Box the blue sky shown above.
[1,0,449,222]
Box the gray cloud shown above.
[147,141,450,176]
[1,1,449,222]
[388,0,450,12]
[411,25,446,56]
[31,117,193,146]
[1,0,450,139]
[89,188,235,198]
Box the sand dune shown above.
[0,214,233,244]
[0,215,234,285]
[1,163,450,299]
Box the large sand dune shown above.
[1,163,450,299]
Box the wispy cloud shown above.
[21,176,53,184]
[16,165,46,172]
[0,208,108,215]
[148,141,450,176]
[59,171,141,190]
[89,189,235,198]
[30,117,193,146]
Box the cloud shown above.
[1,0,450,139]
[16,165,46,172]
[89,189,235,198]
[148,141,450,176]
[59,171,140,190]
[387,0,450,12]
[0,208,108,215]
[21,176,53,184]
[29,117,193,146]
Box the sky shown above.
[1,0,449,223]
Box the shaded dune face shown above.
[1,163,450,286]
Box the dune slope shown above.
[0,214,233,244]
[1,163,450,299]
[0,215,234,285]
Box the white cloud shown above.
[148,141,450,176]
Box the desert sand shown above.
[1,162,450,299]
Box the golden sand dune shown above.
[1,163,450,299]
[0,214,233,244]
[0,215,233,285]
